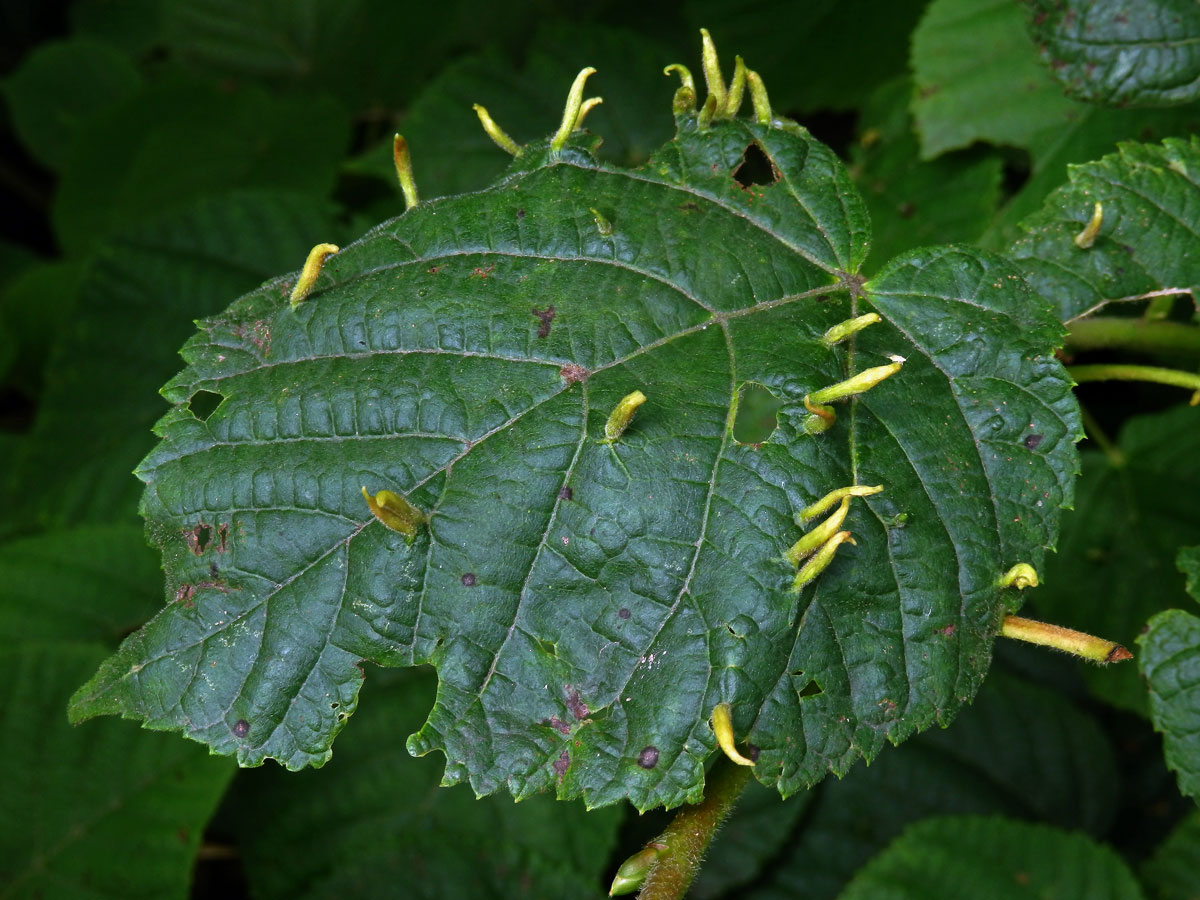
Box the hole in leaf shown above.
[733,143,780,188]
[188,390,223,421]
[192,524,213,554]
[798,680,823,699]
[733,383,782,444]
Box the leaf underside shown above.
[71,114,1079,811]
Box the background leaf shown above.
[2,191,343,535]
[0,645,235,900]
[225,668,622,900]
[739,664,1120,900]
[50,75,349,255]
[836,815,1145,900]
[0,525,160,643]
[1,37,141,171]
[1027,0,1200,108]
[850,78,1004,270]
[1137,545,1200,802]
[1031,405,1200,714]
[1140,811,1200,899]
[910,0,1079,160]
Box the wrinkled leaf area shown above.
[71,119,1079,811]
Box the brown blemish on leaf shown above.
[532,305,556,338]
[565,687,590,720]
[618,608,631,619]
[232,319,271,355]
[678,201,698,211]
[217,522,229,552]
[174,584,196,607]
[637,746,659,769]
[559,363,589,383]
[516,208,526,219]
[558,485,573,501]
[461,572,477,586]
[232,719,250,738]
[1023,433,1044,450]
[553,749,571,776]
[745,743,761,762]
[939,624,957,636]
[547,716,571,735]
[427,265,443,275]
[470,265,495,279]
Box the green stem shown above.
[1065,318,1200,357]
[637,757,753,900]
[1068,363,1200,405]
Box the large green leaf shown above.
[836,815,1145,900]
[226,669,621,899]
[70,102,1080,810]
[1027,0,1200,108]
[0,644,234,900]
[1138,546,1200,802]
[1031,405,1200,715]
[1010,137,1200,322]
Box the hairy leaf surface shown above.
[71,109,1079,809]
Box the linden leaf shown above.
[71,86,1078,810]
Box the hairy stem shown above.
[1000,615,1131,664]
[1065,318,1200,357]
[1068,363,1200,404]
[637,757,753,900]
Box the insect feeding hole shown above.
[733,382,782,444]
[188,390,224,422]
[733,142,780,189]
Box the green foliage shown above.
[1012,137,1200,322]
[226,670,622,899]
[71,118,1079,812]
[1141,811,1200,900]
[911,0,1079,159]
[837,815,1145,900]
[1027,0,1200,108]
[1139,546,1200,801]
[1032,406,1200,714]
[3,2,1200,897]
